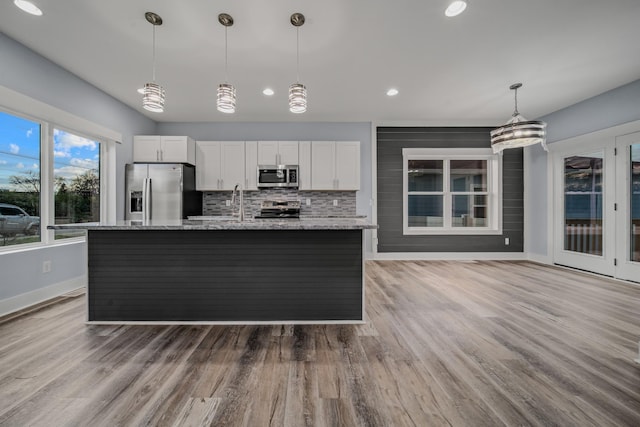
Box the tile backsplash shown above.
[202,188,357,217]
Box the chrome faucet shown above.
[232,184,244,221]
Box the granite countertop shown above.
[48,217,377,231]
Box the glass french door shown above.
[553,130,640,282]
[615,132,640,282]
[554,147,615,276]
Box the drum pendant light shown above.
[490,83,547,154]
[142,12,166,113]
[217,13,236,114]
[289,13,307,114]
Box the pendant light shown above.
[289,13,307,114]
[142,12,165,113]
[217,13,236,114]
[490,83,547,154]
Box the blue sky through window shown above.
[0,111,100,191]
[0,111,40,191]
[53,128,99,184]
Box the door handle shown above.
[143,178,152,221]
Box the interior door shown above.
[553,145,616,276]
[615,132,640,282]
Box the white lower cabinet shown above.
[311,141,360,190]
[196,141,245,191]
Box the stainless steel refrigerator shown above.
[125,163,201,221]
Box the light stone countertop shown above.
[48,217,377,231]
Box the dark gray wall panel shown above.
[377,127,524,253]
[88,229,363,321]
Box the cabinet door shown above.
[335,141,360,190]
[133,135,161,162]
[298,141,312,190]
[220,142,246,190]
[311,141,336,190]
[278,141,299,165]
[245,141,258,190]
[257,141,279,165]
[195,141,222,190]
[161,136,194,164]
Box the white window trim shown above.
[402,148,502,235]
[0,87,118,253]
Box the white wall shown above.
[0,33,156,314]
[526,79,640,258]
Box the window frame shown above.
[402,148,502,235]
[0,103,116,252]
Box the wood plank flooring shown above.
[1,260,639,426]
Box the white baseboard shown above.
[0,275,86,317]
[372,252,527,261]
[527,252,552,265]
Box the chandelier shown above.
[490,83,547,154]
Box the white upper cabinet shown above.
[196,141,245,191]
[245,141,258,190]
[298,141,312,190]
[257,141,299,165]
[311,141,336,190]
[311,141,360,190]
[335,141,360,190]
[133,135,195,164]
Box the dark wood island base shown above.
[87,228,365,323]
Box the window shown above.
[1,105,113,250]
[53,128,101,239]
[403,148,501,235]
[0,111,41,247]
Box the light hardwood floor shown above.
[1,261,639,426]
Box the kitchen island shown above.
[50,218,376,324]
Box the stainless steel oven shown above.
[257,165,299,188]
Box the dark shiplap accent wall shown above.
[377,127,523,252]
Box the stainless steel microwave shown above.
[257,165,299,188]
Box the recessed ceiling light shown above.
[14,0,43,16]
[445,0,467,17]
[137,87,145,94]
[263,88,274,96]
[386,88,399,96]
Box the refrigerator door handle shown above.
[143,178,152,221]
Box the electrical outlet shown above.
[333,200,338,206]
[306,198,311,206]
[225,200,231,207]
[42,260,51,273]
[504,237,510,245]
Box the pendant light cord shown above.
[512,86,519,116]
[225,25,229,83]
[151,23,157,82]
[296,26,300,83]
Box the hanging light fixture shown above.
[142,12,165,113]
[216,13,236,114]
[490,83,547,154]
[289,13,307,114]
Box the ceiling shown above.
[1,0,640,124]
